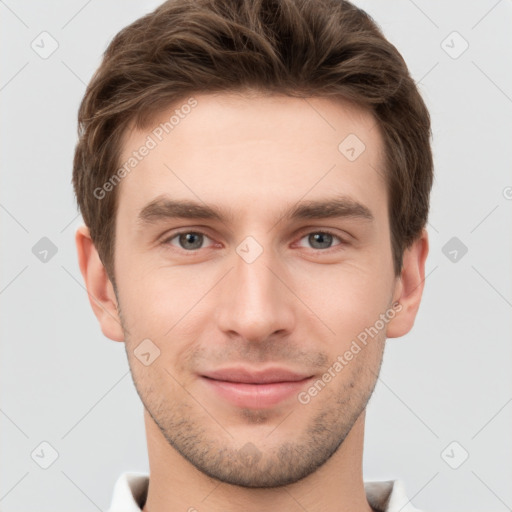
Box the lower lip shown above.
[201,376,313,408]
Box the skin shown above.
[76,92,428,512]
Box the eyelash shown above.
[161,229,347,253]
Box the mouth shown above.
[200,367,314,408]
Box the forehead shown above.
[116,92,387,224]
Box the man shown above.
[73,0,432,511]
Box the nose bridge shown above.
[215,236,295,341]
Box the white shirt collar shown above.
[107,472,423,512]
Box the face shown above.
[112,92,401,487]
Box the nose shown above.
[215,241,296,344]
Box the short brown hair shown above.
[72,0,433,282]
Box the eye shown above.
[163,231,214,251]
[161,229,347,253]
[297,230,345,250]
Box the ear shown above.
[386,228,429,338]
[75,224,124,342]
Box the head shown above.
[74,0,432,488]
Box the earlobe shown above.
[75,224,125,342]
[386,229,429,339]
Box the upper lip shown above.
[201,367,313,384]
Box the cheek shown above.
[296,261,393,343]
[117,259,215,341]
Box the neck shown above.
[141,409,373,512]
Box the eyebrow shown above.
[137,194,374,227]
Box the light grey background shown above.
[1,1,511,511]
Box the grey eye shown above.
[177,232,204,250]
[305,232,336,250]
